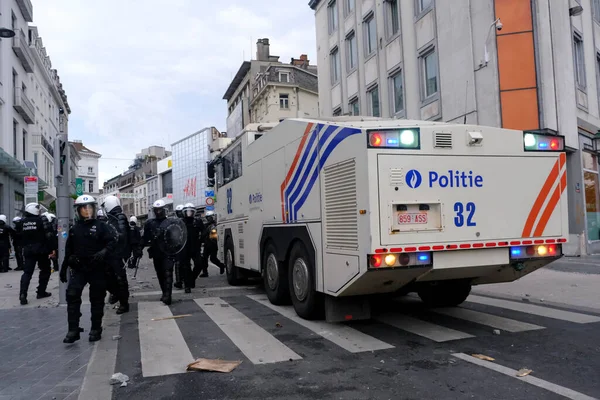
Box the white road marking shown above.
[131,285,260,297]
[195,297,302,364]
[138,301,195,377]
[248,294,394,353]
[452,353,598,400]
[433,307,545,332]
[375,313,474,342]
[467,295,600,324]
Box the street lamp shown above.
[0,28,16,39]
[480,18,503,67]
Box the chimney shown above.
[256,38,270,61]
[290,54,310,68]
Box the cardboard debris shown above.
[471,354,495,361]
[516,368,533,377]
[110,372,130,386]
[151,314,192,321]
[187,358,242,373]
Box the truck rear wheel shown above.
[288,241,323,319]
[263,242,290,305]
[225,238,244,286]
[417,281,472,307]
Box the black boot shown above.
[116,303,129,314]
[19,293,27,305]
[89,328,102,342]
[184,287,191,294]
[173,282,183,289]
[36,292,51,299]
[108,294,118,305]
[63,330,81,344]
[162,295,172,306]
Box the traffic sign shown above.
[206,197,214,206]
[205,190,214,197]
[205,205,215,211]
[75,178,84,196]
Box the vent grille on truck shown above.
[238,223,244,234]
[434,132,452,148]
[239,238,244,249]
[324,158,358,250]
[389,168,404,186]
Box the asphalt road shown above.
[110,259,600,400]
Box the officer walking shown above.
[173,204,184,289]
[127,216,142,269]
[0,215,13,273]
[198,211,225,277]
[19,203,54,305]
[101,195,130,314]
[142,199,174,305]
[43,213,59,272]
[60,195,117,343]
[178,203,202,292]
[11,217,24,271]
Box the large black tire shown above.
[417,281,472,307]
[263,242,290,305]
[224,237,244,286]
[288,241,323,319]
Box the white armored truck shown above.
[207,117,568,322]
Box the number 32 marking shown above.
[454,202,476,227]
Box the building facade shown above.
[309,0,600,255]
[0,0,70,215]
[133,180,147,219]
[250,61,319,124]
[146,174,159,215]
[70,140,101,196]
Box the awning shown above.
[0,147,32,181]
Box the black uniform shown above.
[142,215,175,305]
[198,221,226,278]
[105,207,130,313]
[0,222,13,273]
[19,214,54,304]
[46,217,59,272]
[173,214,184,289]
[178,216,203,291]
[60,218,117,342]
[11,219,24,271]
[127,223,142,269]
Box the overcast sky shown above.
[32,0,316,187]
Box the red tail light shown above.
[370,255,382,268]
[369,133,383,147]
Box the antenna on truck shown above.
[463,80,469,124]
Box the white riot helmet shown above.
[12,216,21,223]
[152,199,167,219]
[96,209,107,221]
[102,195,121,213]
[25,202,41,216]
[183,202,196,218]
[74,195,97,221]
[42,212,55,223]
[175,204,184,218]
[204,210,215,223]
[0,215,7,224]
[129,216,138,224]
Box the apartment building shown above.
[309,0,600,255]
[70,140,101,196]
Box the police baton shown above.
[133,256,141,278]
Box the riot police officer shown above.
[174,204,184,219]
[127,216,142,269]
[60,195,117,343]
[43,213,59,272]
[142,200,175,305]
[19,203,54,305]
[178,203,202,292]
[0,215,13,273]
[198,211,225,277]
[173,204,185,289]
[101,195,130,314]
[97,209,108,221]
[11,217,24,271]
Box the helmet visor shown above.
[184,209,195,218]
[154,207,166,219]
[77,204,97,220]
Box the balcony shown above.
[12,31,34,73]
[16,0,34,22]
[31,134,54,158]
[13,87,35,124]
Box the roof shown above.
[69,141,101,157]
[223,61,251,100]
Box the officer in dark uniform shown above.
[11,217,24,271]
[198,211,225,278]
[173,204,184,289]
[60,195,117,343]
[127,216,142,269]
[43,213,59,272]
[142,199,174,305]
[101,195,130,314]
[0,215,13,273]
[19,203,54,305]
[178,203,203,292]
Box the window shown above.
[328,1,338,34]
[89,180,94,193]
[346,32,357,70]
[22,130,27,161]
[220,143,243,186]
[279,72,289,83]
[13,120,18,158]
[88,166,93,174]
[33,152,38,171]
[390,70,404,114]
[368,86,380,117]
[279,94,289,109]
[593,0,600,21]
[330,47,341,84]
[364,14,377,56]
[574,34,586,89]
[345,0,355,15]
[417,0,433,13]
[333,107,342,116]
[421,49,439,98]
[386,0,400,38]
[583,151,600,241]
[349,98,359,115]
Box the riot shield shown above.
[157,217,188,256]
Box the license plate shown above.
[398,212,428,224]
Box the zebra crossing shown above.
[132,293,600,378]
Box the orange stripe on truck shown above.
[533,170,567,237]
[280,123,313,222]
[521,159,560,237]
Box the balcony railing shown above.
[16,0,33,22]
[32,134,54,157]
[13,87,35,124]
[12,31,34,73]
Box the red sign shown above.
[183,177,197,197]
[24,176,38,182]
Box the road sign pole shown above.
[54,133,70,305]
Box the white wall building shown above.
[70,140,101,196]
[156,156,173,215]
[133,180,147,218]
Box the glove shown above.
[92,249,107,263]
[59,266,68,283]
[68,255,80,268]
